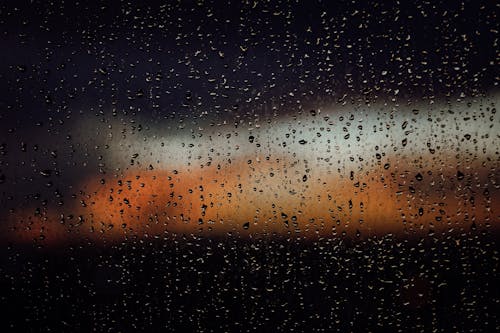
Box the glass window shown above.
[1,1,498,331]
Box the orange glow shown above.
[3,156,498,245]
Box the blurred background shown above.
[0,0,498,331]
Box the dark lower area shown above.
[1,231,499,332]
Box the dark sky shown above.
[1,0,497,126]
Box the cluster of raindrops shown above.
[0,0,498,332]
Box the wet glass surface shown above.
[0,1,498,331]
